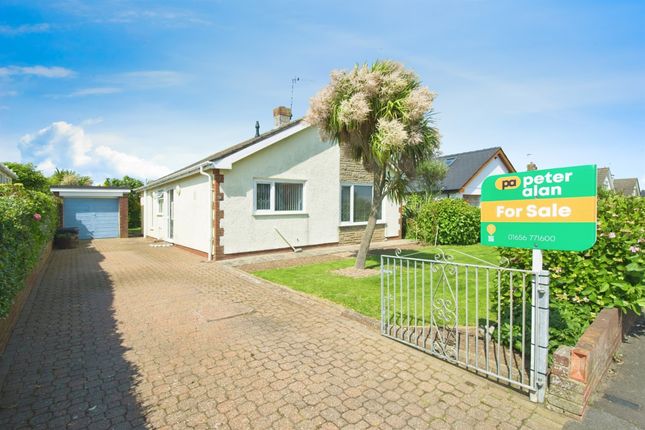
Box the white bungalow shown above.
[139,107,402,260]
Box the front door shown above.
[168,189,174,240]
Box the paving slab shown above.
[0,238,570,429]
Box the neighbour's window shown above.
[254,180,304,213]
[340,184,382,224]
[0,174,8,184]
[156,191,164,215]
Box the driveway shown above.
[0,239,569,429]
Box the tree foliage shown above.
[2,162,50,193]
[104,176,143,228]
[49,168,93,186]
[306,60,441,268]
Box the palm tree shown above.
[306,60,441,269]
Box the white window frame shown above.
[340,183,385,226]
[156,191,165,216]
[253,179,306,215]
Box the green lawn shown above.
[253,244,512,326]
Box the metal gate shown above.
[380,251,550,402]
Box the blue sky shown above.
[1,0,643,184]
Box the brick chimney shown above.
[527,162,538,171]
[273,106,291,128]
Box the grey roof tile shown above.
[438,147,504,192]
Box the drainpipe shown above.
[199,163,215,261]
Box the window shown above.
[444,157,456,167]
[340,184,382,224]
[254,180,304,213]
[156,191,165,215]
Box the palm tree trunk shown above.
[354,202,382,269]
[355,169,387,269]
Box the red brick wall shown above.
[547,308,639,417]
[119,196,128,238]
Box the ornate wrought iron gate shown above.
[380,251,550,402]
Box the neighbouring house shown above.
[50,186,130,239]
[138,107,402,260]
[597,167,614,191]
[0,162,17,184]
[613,177,641,197]
[429,147,515,206]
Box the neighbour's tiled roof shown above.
[437,147,508,192]
[597,167,611,187]
[613,178,641,196]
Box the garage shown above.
[51,186,130,240]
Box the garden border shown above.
[0,241,52,355]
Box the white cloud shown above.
[108,70,187,88]
[68,87,122,97]
[0,65,75,78]
[18,121,170,181]
[0,23,51,35]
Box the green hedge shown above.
[0,184,58,318]
[404,195,480,245]
[496,191,645,353]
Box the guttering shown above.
[198,163,215,261]
[136,167,201,192]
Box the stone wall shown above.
[338,144,381,245]
[547,308,639,418]
[339,144,373,183]
[339,224,386,245]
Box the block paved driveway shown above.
[0,239,569,429]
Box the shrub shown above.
[405,196,480,245]
[495,191,645,353]
[0,184,58,318]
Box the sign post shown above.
[480,164,597,402]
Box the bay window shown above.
[254,180,304,213]
[340,184,382,224]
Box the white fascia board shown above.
[57,191,127,198]
[136,162,215,191]
[212,122,310,170]
[51,188,129,198]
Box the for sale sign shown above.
[480,165,597,251]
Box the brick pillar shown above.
[212,170,225,260]
[119,196,128,238]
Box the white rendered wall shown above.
[383,197,400,237]
[462,156,510,195]
[144,174,211,253]
[220,127,339,255]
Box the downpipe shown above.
[199,164,214,261]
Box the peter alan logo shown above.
[495,176,521,190]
